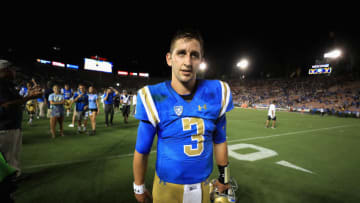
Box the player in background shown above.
[132,29,232,203]
[320,104,325,116]
[85,86,100,135]
[22,80,39,125]
[265,100,277,129]
[48,85,65,138]
[120,89,131,124]
[72,84,89,133]
[103,87,119,127]
[61,84,73,117]
[25,99,36,125]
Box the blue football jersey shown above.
[135,79,233,184]
[63,89,73,100]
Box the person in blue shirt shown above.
[103,87,119,127]
[72,84,89,133]
[18,82,30,97]
[85,86,100,135]
[48,85,65,138]
[132,29,233,203]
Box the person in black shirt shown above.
[0,60,42,176]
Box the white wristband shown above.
[133,182,145,194]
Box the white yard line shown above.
[227,125,352,143]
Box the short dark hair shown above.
[169,28,204,56]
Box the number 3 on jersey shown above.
[182,117,205,157]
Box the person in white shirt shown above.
[120,90,131,123]
[266,100,276,128]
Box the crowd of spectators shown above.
[11,62,360,119]
[228,74,360,117]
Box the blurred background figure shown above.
[0,59,42,176]
[49,84,65,138]
[120,89,131,123]
[103,87,119,127]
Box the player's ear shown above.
[166,52,172,67]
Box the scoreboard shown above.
[84,58,113,73]
[309,64,332,75]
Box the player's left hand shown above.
[213,179,230,193]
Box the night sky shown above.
[2,8,359,79]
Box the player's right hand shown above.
[213,179,230,193]
[134,189,152,203]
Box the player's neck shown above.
[171,78,196,95]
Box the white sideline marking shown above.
[227,125,351,143]
[276,160,314,174]
[24,150,156,170]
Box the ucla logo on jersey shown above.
[174,106,183,116]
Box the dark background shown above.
[2,6,359,79]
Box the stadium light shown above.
[237,59,249,70]
[199,62,207,71]
[324,49,341,59]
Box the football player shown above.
[265,100,276,128]
[132,29,233,203]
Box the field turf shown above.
[15,108,360,203]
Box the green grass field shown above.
[15,108,360,203]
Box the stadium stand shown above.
[228,75,360,118]
[12,62,360,118]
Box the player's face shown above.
[89,86,93,93]
[166,38,202,84]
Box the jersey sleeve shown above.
[219,81,234,118]
[213,114,227,144]
[134,86,160,127]
[135,120,156,154]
